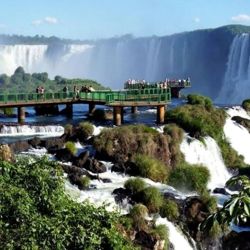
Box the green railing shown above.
[0,88,171,106]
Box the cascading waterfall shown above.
[180,135,231,190]
[224,107,250,164]
[216,33,250,104]
[0,124,64,137]
[0,45,48,75]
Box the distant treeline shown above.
[0,67,107,93]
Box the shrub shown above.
[187,94,213,110]
[76,122,94,142]
[124,178,146,194]
[160,199,180,221]
[80,176,90,189]
[168,162,210,194]
[140,187,164,213]
[65,141,77,155]
[163,124,184,167]
[133,154,168,182]
[165,103,226,140]
[129,204,148,230]
[242,99,250,112]
[93,125,169,163]
[64,124,73,136]
[151,224,169,250]
[200,191,217,213]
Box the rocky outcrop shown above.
[94,125,170,164]
[232,116,250,133]
[0,144,13,162]
[223,231,250,250]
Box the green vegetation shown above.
[160,199,180,221]
[0,156,135,249]
[0,67,106,94]
[187,94,213,110]
[201,175,250,234]
[167,94,245,169]
[133,154,168,182]
[200,191,218,213]
[129,204,148,230]
[163,124,184,167]
[124,178,146,194]
[242,99,250,112]
[150,224,169,250]
[168,162,210,194]
[93,124,169,163]
[80,176,91,189]
[140,187,164,213]
[76,122,94,142]
[65,141,77,155]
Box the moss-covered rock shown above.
[232,116,250,133]
[93,124,170,164]
[242,99,250,112]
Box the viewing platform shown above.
[0,88,171,125]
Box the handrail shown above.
[0,88,171,106]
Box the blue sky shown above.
[0,0,250,39]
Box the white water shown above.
[0,45,48,75]
[180,135,231,189]
[0,124,64,137]
[224,107,250,164]
[156,217,193,250]
[217,34,250,104]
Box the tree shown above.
[201,175,250,233]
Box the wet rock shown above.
[213,188,230,195]
[112,188,131,204]
[73,151,89,168]
[55,148,74,162]
[28,137,42,148]
[41,137,65,153]
[101,178,112,183]
[223,231,250,250]
[9,140,30,153]
[111,162,126,173]
[84,158,106,173]
[134,230,156,249]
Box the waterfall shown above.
[180,135,231,189]
[216,33,250,104]
[224,107,250,164]
[0,45,48,74]
[0,124,64,137]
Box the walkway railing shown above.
[0,88,171,106]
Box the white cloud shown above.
[194,17,200,23]
[44,16,58,24]
[32,16,58,26]
[231,14,250,22]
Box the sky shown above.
[0,0,250,40]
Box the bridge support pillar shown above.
[89,103,96,115]
[18,107,25,124]
[113,106,123,126]
[131,106,137,114]
[65,104,73,117]
[156,105,165,124]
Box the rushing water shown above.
[224,106,250,164]
[180,135,231,190]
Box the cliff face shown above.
[0,25,250,103]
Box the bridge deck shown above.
[0,89,171,108]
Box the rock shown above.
[40,137,65,153]
[9,140,30,153]
[73,151,89,168]
[134,230,156,249]
[55,148,74,162]
[84,158,106,173]
[111,163,126,173]
[213,188,230,195]
[101,178,112,183]
[232,116,250,133]
[28,137,42,148]
[112,188,131,204]
[223,231,250,250]
[0,144,13,162]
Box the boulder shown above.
[223,231,250,250]
[73,151,89,168]
[84,158,106,173]
[134,230,156,249]
[55,148,74,162]
[213,188,230,196]
[9,140,30,153]
[28,137,42,148]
